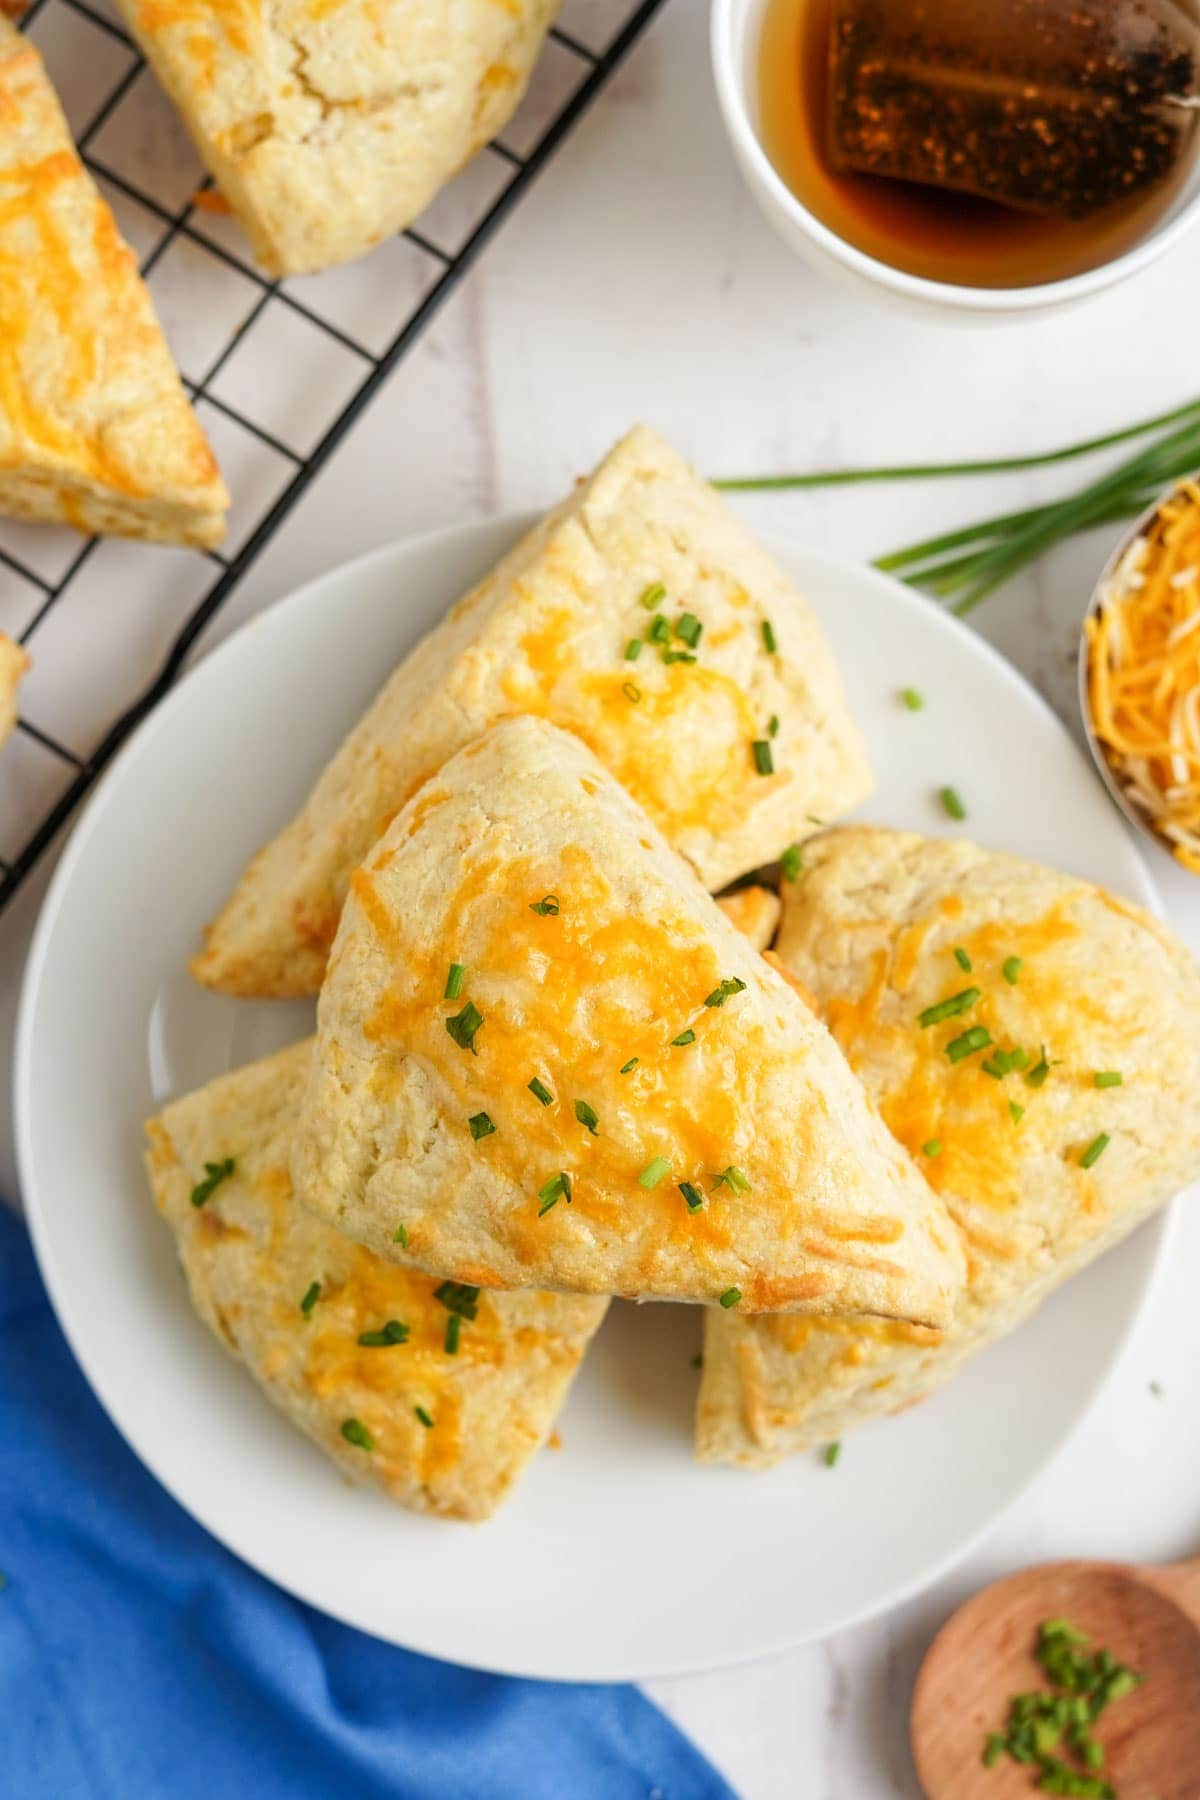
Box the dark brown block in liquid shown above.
[828,0,1200,219]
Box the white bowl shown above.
[710,0,1200,317]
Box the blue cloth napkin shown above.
[0,1207,733,1800]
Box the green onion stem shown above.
[718,395,1200,616]
[715,397,1200,492]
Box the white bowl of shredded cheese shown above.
[1082,476,1200,874]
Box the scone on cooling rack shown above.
[0,635,29,754]
[0,24,228,548]
[192,425,872,997]
[115,0,561,276]
[146,1039,608,1521]
[697,826,1200,1468]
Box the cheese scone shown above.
[0,635,28,752]
[193,425,873,996]
[116,0,559,277]
[292,719,961,1321]
[697,827,1200,1466]
[0,26,227,547]
[146,1039,607,1521]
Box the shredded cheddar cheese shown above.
[1087,480,1200,874]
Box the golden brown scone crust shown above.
[0,25,227,547]
[146,1039,607,1520]
[292,719,960,1321]
[0,634,28,751]
[698,826,1200,1466]
[116,0,559,276]
[192,425,873,996]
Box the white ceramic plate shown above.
[15,518,1169,1682]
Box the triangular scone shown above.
[146,1039,607,1521]
[0,634,29,752]
[116,0,559,277]
[193,425,873,996]
[697,827,1200,1466]
[0,26,227,547]
[292,719,961,1321]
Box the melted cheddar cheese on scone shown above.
[146,1039,607,1520]
[193,426,873,997]
[0,24,227,547]
[698,827,1200,1466]
[0,634,28,752]
[115,0,559,276]
[292,720,960,1322]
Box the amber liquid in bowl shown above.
[758,0,1200,289]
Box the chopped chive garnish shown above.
[648,614,671,645]
[619,1057,639,1074]
[1094,1071,1123,1088]
[671,1029,697,1047]
[1010,1102,1025,1124]
[622,680,641,703]
[358,1319,410,1348]
[444,1313,461,1355]
[768,714,780,738]
[1079,1133,1110,1170]
[300,1281,321,1316]
[981,1052,1011,1079]
[714,1165,750,1194]
[415,1407,434,1429]
[939,785,966,821]
[433,1282,479,1320]
[392,1224,408,1247]
[982,1615,1142,1786]
[528,1076,554,1106]
[761,619,778,655]
[1027,1045,1052,1088]
[824,1440,841,1468]
[1007,1046,1030,1069]
[662,649,697,665]
[946,1025,991,1063]
[780,843,803,881]
[719,1286,742,1309]
[953,946,972,972]
[538,1172,571,1214]
[341,1418,374,1451]
[469,1111,496,1141]
[704,976,747,1008]
[444,961,465,1000]
[445,1001,483,1054]
[900,687,924,711]
[190,1157,235,1209]
[922,1138,942,1158]
[679,1181,704,1212]
[752,739,774,776]
[640,581,666,610]
[624,638,643,661]
[1002,955,1023,985]
[574,1099,599,1134]
[918,987,980,1027]
[638,1156,670,1189]
[529,894,560,916]
[675,612,703,647]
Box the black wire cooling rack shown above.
[0,0,667,912]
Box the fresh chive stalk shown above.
[712,397,1200,615]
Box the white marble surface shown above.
[4,2,1200,1795]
